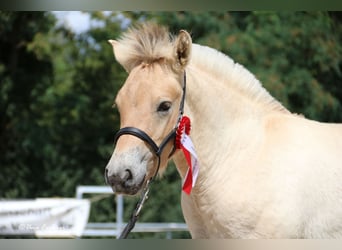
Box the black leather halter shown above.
[114,71,187,179]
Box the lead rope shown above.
[117,179,151,239]
[118,156,160,239]
[117,181,150,239]
[118,159,159,239]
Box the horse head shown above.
[105,24,192,195]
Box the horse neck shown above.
[173,51,289,185]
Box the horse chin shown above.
[110,176,146,196]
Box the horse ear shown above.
[174,30,192,68]
[108,39,130,72]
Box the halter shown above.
[115,71,186,239]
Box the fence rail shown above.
[76,185,188,238]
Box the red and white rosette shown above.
[175,116,199,195]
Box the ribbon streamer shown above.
[175,116,200,194]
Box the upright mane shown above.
[114,23,288,113]
[190,44,289,113]
[111,23,177,72]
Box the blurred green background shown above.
[0,11,341,238]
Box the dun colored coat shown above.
[105,23,342,238]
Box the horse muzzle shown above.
[105,168,145,195]
[105,126,177,195]
[105,144,151,195]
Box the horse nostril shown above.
[124,169,133,181]
[105,167,133,188]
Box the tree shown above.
[0,12,56,198]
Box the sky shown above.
[52,11,108,34]
[52,11,131,35]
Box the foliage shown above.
[0,12,56,198]
[0,11,341,239]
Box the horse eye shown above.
[157,101,172,113]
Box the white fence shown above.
[76,185,188,238]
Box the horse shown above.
[104,23,342,238]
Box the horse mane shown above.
[114,23,176,71]
[116,23,288,113]
[190,44,289,113]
